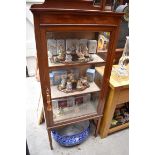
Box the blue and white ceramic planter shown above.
[52,121,90,146]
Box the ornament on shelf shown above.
[66,81,72,91]
[76,79,83,89]
[57,71,89,93]
[59,76,67,89]
[65,49,73,62]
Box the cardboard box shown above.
[86,69,95,82]
[49,70,67,85]
[57,39,65,53]
[47,39,57,56]
[88,40,97,54]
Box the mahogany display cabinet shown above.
[30,0,123,149]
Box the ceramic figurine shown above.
[68,73,77,89]
[76,79,83,89]
[124,112,129,122]
[53,56,59,63]
[57,46,65,61]
[72,80,77,89]
[59,77,67,90]
[111,119,118,126]
[115,115,125,124]
[81,77,89,87]
[66,81,72,91]
[71,48,79,61]
[65,48,72,62]
[83,46,89,57]
[77,52,85,62]
[89,54,93,61]
[67,72,74,81]
[65,54,72,62]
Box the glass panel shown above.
[52,92,99,122]
[46,31,110,123]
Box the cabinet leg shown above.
[94,118,101,137]
[47,129,53,150]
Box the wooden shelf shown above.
[108,122,129,134]
[53,102,98,123]
[48,54,105,70]
[51,82,100,99]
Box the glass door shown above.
[46,31,110,123]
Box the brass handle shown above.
[46,88,52,111]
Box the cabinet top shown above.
[30,0,123,17]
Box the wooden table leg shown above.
[47,129,53,150]
[99,87,120,138]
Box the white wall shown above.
[26,0,44,76]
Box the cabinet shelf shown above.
[53,101,98,123]
[51,82,100,99]
[108,122,129,134]
[48,54,105,70]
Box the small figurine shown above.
[83,46,89,57]
[67,72,74,81]
[66,81,72,91]
[76,79,83,89]
[53,56,59,63]
[124,112,129,122]
[57,52,63,61]
[89,54,93,61]
[111,119,118,127]
[115,115,126,124]
[77,52,85,62]
[65,49,72,62]
[81,77,89,87]
[59,77,67,90]
[71,48,79,61]
[71,79,77,90]
[65,54,72,62]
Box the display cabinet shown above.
[30,0,123,149]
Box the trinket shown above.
[65,54,72,62]
[111,119,118,127]
[66,81,72,91]
[76,79,83,89]
[59,77,67,90]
